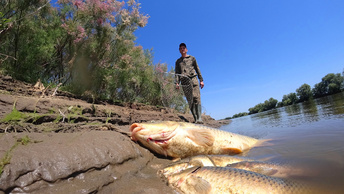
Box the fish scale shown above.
[170,166,317,194]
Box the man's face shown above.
[179,46,187,55]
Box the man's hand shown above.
[176,83,180,90]
[200,81,204,89]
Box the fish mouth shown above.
[130,123,142,141]
[129,123,173,144]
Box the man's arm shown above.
[193,57,204,89]
[193,58,203,82]
[175,60,181,89]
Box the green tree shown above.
[296,83,312,102]
[0,11,11,36]
[56,0,149,98]
[0,0,188,112]
[155,63,188,112]
[0,0,57,82]
[229,70,344,118]
[231,112,248,119]
[263,98,278,111]
[281,93,298,106]
[312,82,326,98]
[248,97,278,114]
[312,73,344,97]
[248,103,264,114]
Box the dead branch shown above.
[52,83,62,96]
[0,53,17,64]
[58,109,66,123]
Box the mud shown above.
[0,74,229,193]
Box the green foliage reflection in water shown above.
[227,72,344,119]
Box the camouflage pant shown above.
[180,76,201,108]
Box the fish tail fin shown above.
[252,139,274,148]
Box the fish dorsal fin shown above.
[186,128,215,147]
[182,175,212,194]
[221,147,242,154]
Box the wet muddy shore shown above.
[0,74,229,193]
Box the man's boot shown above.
[190,104,197,123]
[195,104,203,124]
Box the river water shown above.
[220,92,344,193]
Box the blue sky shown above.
[134,0,344,120]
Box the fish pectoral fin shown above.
[221,147,243,154]
[182,175,212,194]
[186,128,215,147]
[258,168,279,176]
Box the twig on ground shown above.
[52,83,62,96]
[58,109,66,123]
[40,84,51,98]
[4,125,10,133]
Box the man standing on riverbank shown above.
[175,43,204,124]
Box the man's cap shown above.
[179,43,187,48]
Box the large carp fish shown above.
[164,166,318,194]
[129,121,259,159]
[160,155,317,180]
[159,155,324,194]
